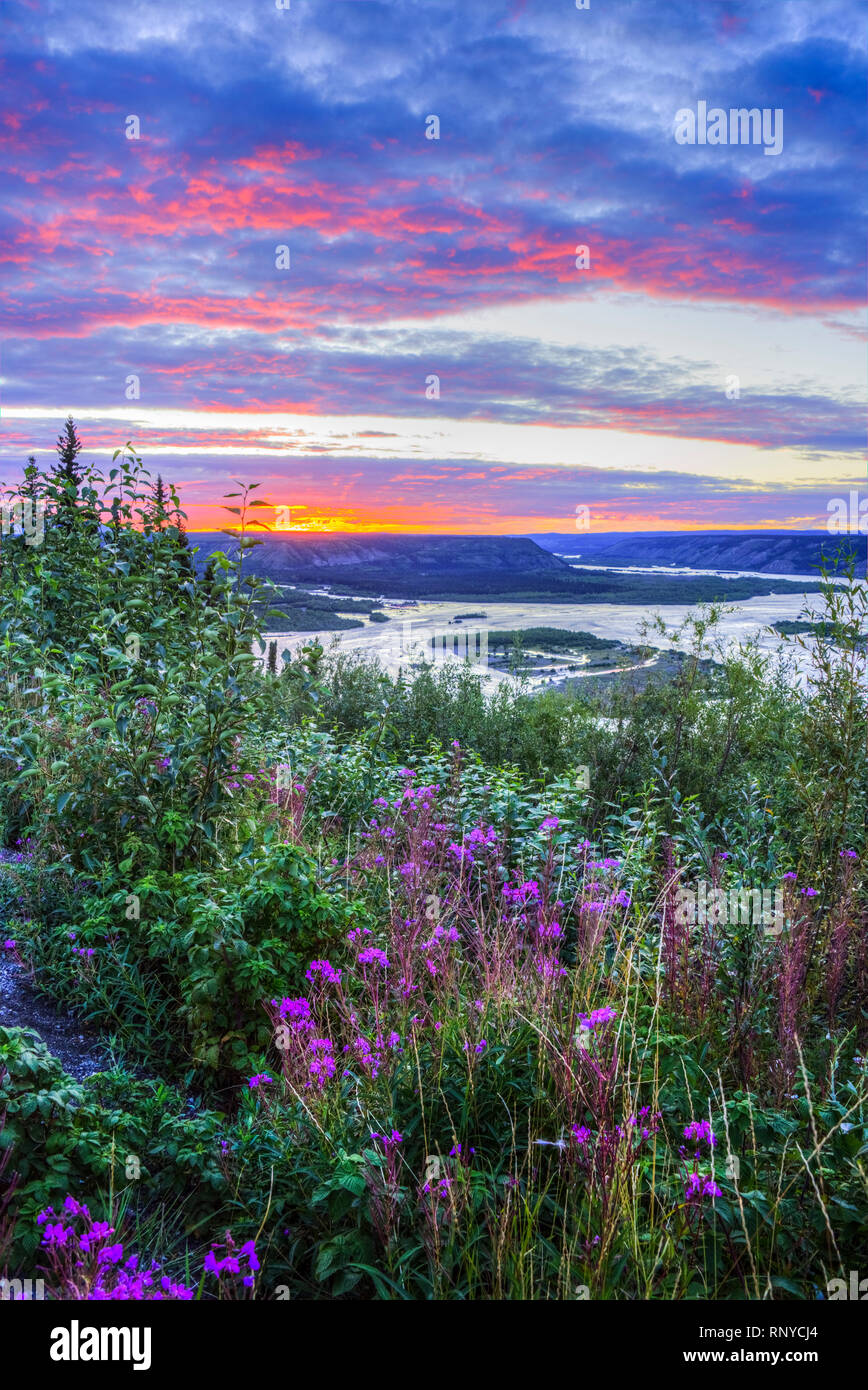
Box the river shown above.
[260,572,857,692]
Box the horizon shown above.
[1,1,865,533]
[176,524,847,536]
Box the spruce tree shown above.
[172,505,195,576]
[53,417,84,503]
[152,474,168,529]
[21,455,40,501]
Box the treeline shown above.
[323,570,825,604]
[486,626,619,654]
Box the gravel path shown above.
[0,850,111,1082]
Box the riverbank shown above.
[262,586,831,689]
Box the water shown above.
[562,561,845,585]
[260,570,845,690]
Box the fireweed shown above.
[679,1121,724,1242]
[35,1198,197,1301]
[203,1232,260,1299]
[2,749,865,1298]
[24,1197,265,1302]
[237,775,710,1292]
[212,756,865,1297]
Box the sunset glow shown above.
[1,1,865,531]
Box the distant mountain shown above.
[184,530,826,604]
[187,532,571,581]
[524,531,867,576]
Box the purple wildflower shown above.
[683,1119,716,1149]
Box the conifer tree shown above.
[21,455,40,501]
[172,505,195,576]
[52,417,84,503]
[152,474,169,529]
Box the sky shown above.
[0,0,866,533]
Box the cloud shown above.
[3,325,863,453]
[1,0,864,527]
